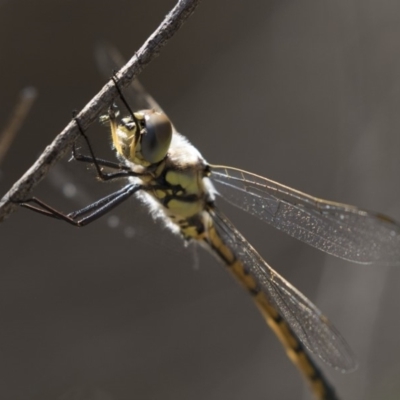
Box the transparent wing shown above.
[210,208,357,372]
[211,165,400,265]
[94,42,165,113]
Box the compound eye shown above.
[141,111,172,164]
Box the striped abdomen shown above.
[201,216,339,400]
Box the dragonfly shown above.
[16,46,400,400]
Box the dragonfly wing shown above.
[211,165,400,265]
[94,42,165,113]
[210,207,357,372]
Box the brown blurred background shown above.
[2,0,400,399]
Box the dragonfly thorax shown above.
[134,128,215,239]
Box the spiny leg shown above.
[71,107,126,171]
[71,147,130,172]
[72,115,141,181]
[15,104,143,225]
[16,79,145,225]
[111,73,141,129]
[17,183,141,227]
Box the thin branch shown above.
[0,0,201,223]
[0,86,38,166]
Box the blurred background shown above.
[1,0,400,399]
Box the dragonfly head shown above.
[136,110,173,164]
[114,110,173,166]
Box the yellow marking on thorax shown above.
[180,224,200,238]
[165,169,201,195]
[167,199,203,218]
[153,167,206,219]
[154,190,167,199]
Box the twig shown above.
[0,0,201,223]
[0,86,38,166]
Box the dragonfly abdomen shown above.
[202,214,339,400]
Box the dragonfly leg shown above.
[71,148,130,172]
[72,115,141,181]
[16,183,141,227]
[111,73,140,128]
